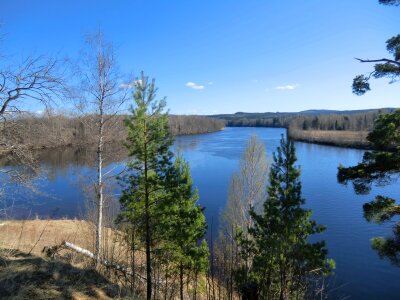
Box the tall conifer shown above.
[119,73,173,300]
[165,153,209,299]
[236,135,334,299]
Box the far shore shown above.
[287,129,371,149]
[225,125,372,150]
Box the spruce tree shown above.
[165,153,209,299]
[118,72,173,300]
[236,135,334,299]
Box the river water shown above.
[2,127,400,299]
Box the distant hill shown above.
[298,108,396,115]
[211,108,396,120]
[210,108,398,130]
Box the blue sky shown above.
[1,0,399,114]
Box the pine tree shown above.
[352,1,399,95]
[236,135,334,299]
[338,110,400,265]
[165,153,209,299]
[118,72,173,300]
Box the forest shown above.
[215,109,395,148]
[1,113,224,150]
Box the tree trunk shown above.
[95,112,104,266]
[144,119,152,300]
[180,262,184,300]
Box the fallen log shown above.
[43,240,146,283]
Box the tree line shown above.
[223,109,394,132]
[1,113,224,150]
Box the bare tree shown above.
[76,30,128,266]
[221,135,269,237]
[215,135,269,296]
[0,29,68,217]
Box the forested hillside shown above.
[214,108,395,131]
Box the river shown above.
[2,127,400,299]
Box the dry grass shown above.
[288,129,371,148]
[0,220,136,299]
[0,220,229,299]
[0,219,95,255]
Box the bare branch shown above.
[355,57,400,67]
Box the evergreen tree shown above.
[236,135,334,299]
[338,110,400,265]
[118,72,173,300]
[165,153,209,300]
[352,1,399,95]
[341,0,400,266]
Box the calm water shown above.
[2,127,400,299]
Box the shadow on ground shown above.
[0,249,129,299]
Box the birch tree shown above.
[77,31,127,265]
[217,135,268,297]
[221,135,268,238]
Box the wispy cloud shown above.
[186,82,205,90]
[275,84,300,90]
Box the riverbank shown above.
[288,128,371,149]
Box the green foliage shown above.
[379,0,400,5]
[337,109,400,194]
[371,225,400,266]
[118,72,173,241]
[387,35,400,60]
[236,135,334,299]
[164,153,209,273]
[353,0,400,95]
[352,75,371,96]
[118,73,208,298]
[363,196,399,223]
[352,34,400,95]
[338,109,400,266]
[368,109,400,150]
[118,72,173,299]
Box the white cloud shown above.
[186,82,205,90]
[207,82,213,85]
[275,84,300,90]
[119,83,131,89]
[119,79,142,89]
